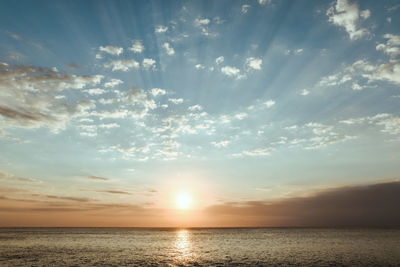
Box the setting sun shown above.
[176,192,192,210]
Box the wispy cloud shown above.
[99,45,123,56]
[155,25,168,33]
[88,175,110,181]
[162,43,175,56]
[327,0,370,40]
[129,40,144,53]
[103,59,140,71]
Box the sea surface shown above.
[0,227,399,266]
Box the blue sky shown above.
[0,0,400,226]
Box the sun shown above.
[175,191,192,210]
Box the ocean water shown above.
[0,228,399,266]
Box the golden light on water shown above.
[174,229,193,262]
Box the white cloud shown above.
[99,45,123,56]
[258,0,271,5]
[221,66,245,79]
[98,98,115,105]
[188,105,203,111]
[243,148,270,156]
[378,116,400,135]
[327,0,370,40]
[360,9,371,19]
[104,79,123,88]
[94,110,128,120]
[264,100,275,108]
[104,60,139,71]
[351,83,364,90]
[212,140,230,148]
[168,98,183,104]
[194,18,210,27]
[150,88,166,97]
[340,113,400,135]
[98,123,120,129]
[129,40,144,54]
[300,89,310,96]
[193,17,217,37]
[294,48,304,55]
[235,113,248,120]
[195,64,205,70]
[246,57,262,70]
[241,4,251,14]
[215,56,224,65]
[163,43,175,56]
[155,25,168,33]
[86,88,106,95]
[80,131,97,137]
[142,58,156,70]
[376,34,400,59]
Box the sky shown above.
[0,0,400,227]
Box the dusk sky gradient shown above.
[0,0,399,227]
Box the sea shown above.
[0,227,399,266]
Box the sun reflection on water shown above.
[174,229,193,262]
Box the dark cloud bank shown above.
[205,181,400,227]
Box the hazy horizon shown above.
[1,0,400,228]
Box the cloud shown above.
[195,64,205,70]
[0,63,102,130]
[194,18,210,27]
[0,171,40,183]
[300,89,310,96]
[258,0,271,5]
[168,98,183,104]
[215,56,224,65]
[243,148,270,156]
[162,43,175,56]
[340,113,400,135]
[155,25,168,33]
[318,43,400,88]
[376,34,400,59]
[294,48,303,55]
[65,63,80,70]
[327,0,370,40]
[44,195,91,202]
[193,17,217,37]
[103,59,140,71]
[204,181,400,227]
[104,78,123,88]
[88,175,110,181]
[98,190,131,195]
[99,46,123,56]
[150,88,166,97]
[241,4,251,14]
[246,58,262,70]
[221,66,245,79]
[98,123,120,129]
[285,49,304,56]
[212,140,230,148]
[129,40,144,53]
[86,88,106,95]
[142,58,156,70]
[264,100,275,108]
[188,105,202,111]
[7,31,22,40]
